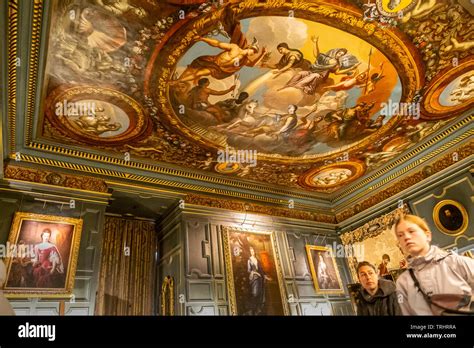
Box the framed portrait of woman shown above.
[222,227,289,315]
[306,245,344,295]
[3,212,83,298]
[433,200,468,236]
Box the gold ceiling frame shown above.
[44,86,151,145]
[7,0,18,153]
[5,0,332,207]
[25,0,43,146]
[150,0,422,163]
[422,58,474,119]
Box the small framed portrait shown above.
[306,245,344,295]
[433,200,468,236]
[223,227,289,315]
[3,212,83,298]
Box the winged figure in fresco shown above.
[278,36,360,95]
[322,63,385,95]
[171,8,268,85]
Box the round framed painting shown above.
[433,200,468,236]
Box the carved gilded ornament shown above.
[4,165,108,193]
[340,205,410,245]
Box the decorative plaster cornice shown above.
[340,205,410,245]
[2,139,471,223]
[336,141,473,222]
[184,193,336,224]
[4,164,108,193]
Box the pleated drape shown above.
[95,216,157,315]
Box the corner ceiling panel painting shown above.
[39,0,473,194]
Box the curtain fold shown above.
[95,216,157,315]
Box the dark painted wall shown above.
[157,206,354,316]
[410,172,473,251]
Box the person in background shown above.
[395,214,474,315]
[355,261,401,315]
[0,259,15,315]
[378,254,390,276]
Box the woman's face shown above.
[41,232,51,243]
[395,220,431,257]
[250,247,255,256]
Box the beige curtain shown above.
[95,216,157,315]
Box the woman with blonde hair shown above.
[394,214,474,315]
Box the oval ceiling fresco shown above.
[168,17,402,158]
[149,3,422,163]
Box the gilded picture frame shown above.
[3,212,83,298]
[222,227,289,316]
[306,245,344,295]
[433,199,468,236]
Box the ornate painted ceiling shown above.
[1,0,473,222]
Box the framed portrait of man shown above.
[3,212,83,298]
[306,245,344,295]
[222,227,289,315]
[433,200,468,236]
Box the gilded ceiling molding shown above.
[184,193,336,224]
[5,137,471,222]
[25,0,43,146]
[15,114,471,204]
[20,143,321,200]
[333,114,473,201]
[340,205,410,245]
[7,0,18,153]
[4,164,108,193]
[6,153,324,208]
[336,140,474,222]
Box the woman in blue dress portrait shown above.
[247,246,271,315]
